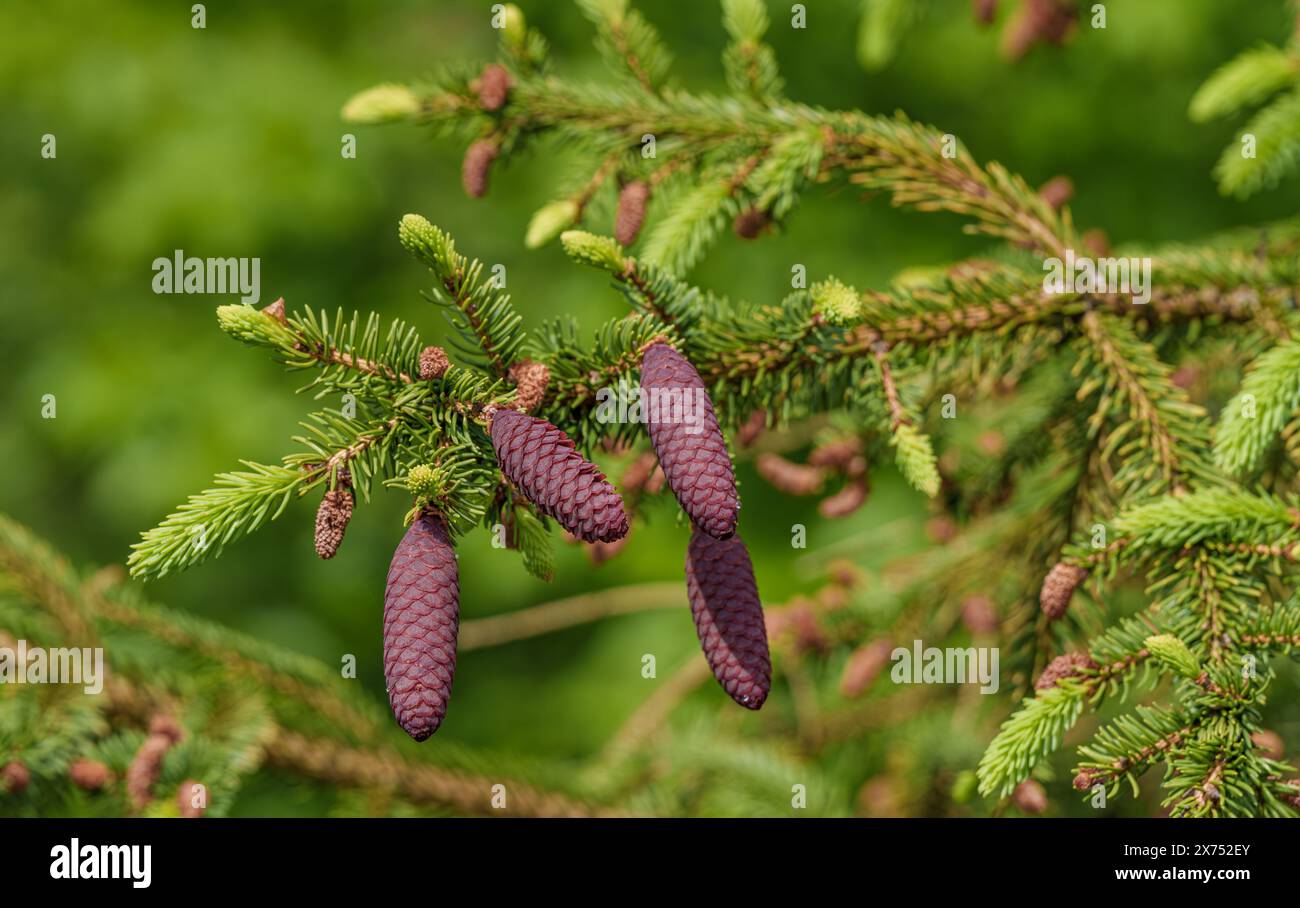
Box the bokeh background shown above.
[4,0,1299,815]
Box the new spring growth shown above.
[811,277,864,326]
[499,3,527,49]
[525,200,580,249]
[216,302,299,349]
[560,230,628,273]
[341,83,421,124]
[1144,634,1202,680]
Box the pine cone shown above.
[960,595,1000,636]
[177,780,206,818]
[507,359,550,413]
[1034,650,1097,690]
[476,63,512,112]
[1038,175,1074,210]
[685,529,771,709]
[1040,562,1087,619]
[1,761,29,795]
[384,512,460,741]
[418,345,450,381]
[839,638,894,698]
[615,180,650,245]
[641,343,739,539]
[68,758,112,792]
[733,207,769,239]
[314,488,354,560]
[1012,779,1048,814]
[490,408,629,543]
[736,409,767,448]
[462,139,498,198]
[126,733,176,809]
[818,478,869,518]
[808,437,862,470]
[756,453,824,496]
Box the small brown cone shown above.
[960,595,1000,636]
[1252,729,1285,760]
[1,762,29,795]
[476,64,512,112]
[1034,651,1097,690]
[508,359,550,413]
[261,297,287,323]
[756,453,824,496]
[808,437,862,470]
[418,345,450,381]
[818,478,869,518]
[314,488,355,560]
[615,180,650,246]
[69,758,113,792]
[973,0,998,25]
[733,207,770,239]
[839,638,894,698]
[1038,175,1074,210]
[177,780,207,818]
[127,725,180,810]
[736,409,767,448]
[1012,779,1048,814]
[685,529,771,709]
[462,139,499,198]
[1040,562,1087,619]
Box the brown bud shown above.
[960,595,999,636]
[314,488,355,560]
[1,762,30,795]
[819,478,869,518]
[1034,651,1097,690]
[508,359,550,413]
[476,64,512,112]
[972,0,998,25]
[1038,175,1074,211]
[736,410,767,448]
[756,453,825,496]
[1252,729,1285,760]
[808,438,863,471]
[69,758,113,792]
[1082,228,1111,257]
[1012,779,1048,815]
[839,638,894,698]
[1040,562,1087,620]
[177,780,207,818]
[462,139,499,198]
[1073,767,1105,792]
[615,180,650,246]
[732,207,770,239]
[261,297,287,323]
[418,345,450,381]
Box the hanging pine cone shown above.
[1040,561,1088,619]
[685,528,770,709]
[640,343,738,539]
[615,180,650,245]
[314,488,354,560]
[462,139,499,198]
[68,758,112,792]
[384,511,460,741]
[490,408,629,543]
[818,478,869,518]
[476,63,512,112]
[756,453,824,496]
[126,717,183,809]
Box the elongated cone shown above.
[641,343,738,539]
[384,512,459,740]
[490,408,629,543]
[685,528,770,709]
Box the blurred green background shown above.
[3,0,1299,815]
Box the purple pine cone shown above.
[384,512,459,741]
[685,528,771,710]
[641,343,739,539]
[490,408,629,543]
